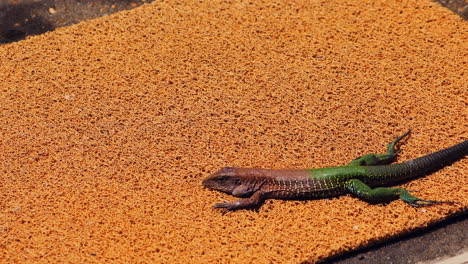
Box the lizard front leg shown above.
[214,191,265,211]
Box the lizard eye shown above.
[234,179,241,185]
[216,176,229,182]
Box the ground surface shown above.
[0,0,466,263]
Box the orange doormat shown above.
[0,0,466,263]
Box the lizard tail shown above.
[366,140,467,183]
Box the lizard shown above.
[202,131,467,211]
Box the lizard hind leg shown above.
[348,130,411,166]
[346,179,458,206]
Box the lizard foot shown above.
[402,197,460,207]
[214,201,239,211]
[400,189,460,207]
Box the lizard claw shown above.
[400,190,460,207]
[406,198,459,207]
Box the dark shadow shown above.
[435,0,468,20]
[0,0,155,45]
[0,2,55,44]
[303,212,467,264]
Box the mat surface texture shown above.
[0,0,467,263]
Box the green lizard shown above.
[203,131,467,211]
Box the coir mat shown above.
[0,0,466,263]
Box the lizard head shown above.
[202,167,248,197]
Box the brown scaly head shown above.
[203,167,265,197]
[202,167,242,195]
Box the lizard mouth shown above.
[202,178,235,195]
